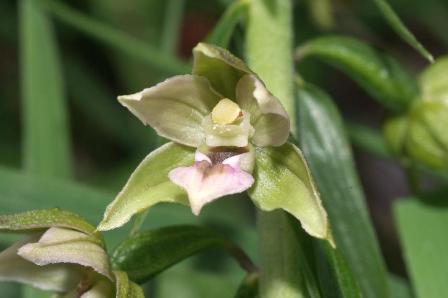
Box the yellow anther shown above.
[211,98,241,125]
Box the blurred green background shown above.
[1,0,448,297]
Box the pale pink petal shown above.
[169,154,254,215]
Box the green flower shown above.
[0,209,143,297]
[98,43,332,244]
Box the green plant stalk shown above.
[247,0,304,297]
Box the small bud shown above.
[211,98,241,125]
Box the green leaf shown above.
[394,197,448,298]
[297,83,390,298]
[98,142,194,231]
[206,0,248,48]
[20,0,72,178]
[372,0,433,63]
[234,273,259,298]
[114,271,144,298]
[160,0,185,55]
[248,143,331,242]
[319,244,362,298]
[39,0,190,74]
[296,35,418,111]
[0,208,95,235]
[112,225,233,283]
[389,275,413,298]
[346,122,391,158]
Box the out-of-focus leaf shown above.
[112,225,245,283]
[372,0,433,62]
[346,122,391,158]
[394,197,448,298]
[305,0,334,30]
[97,142,194,231]
[161,0,184,54]
[0,208,95,235]
[206,0,248,48]
[248,143,331,242]
[20,0,72,178]
[65,57,154,152]
[39,0,190,74]
[234,273,259,298]
[296,35,418,111]
[389,275,413,298]
[297,83,390,298]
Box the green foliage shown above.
[206,0,248,48]
[0,208,96,235]
[20,0,71,178]
[372,0,433,62]
[297,83,390,298]
[395,197,448,298]
[297,36,418,111]
[112,225,247,283]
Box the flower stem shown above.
[247,0,307,297]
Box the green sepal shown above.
[193,42,251,99]
[98,142,194,231]
[248,142,332,243]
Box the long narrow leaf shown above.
[297,83,390,298]
[20,0,71,178]
[206,0,248,48]
[161,0,185,54]
[39,0,190,74]
[296,35,418,111]
[372,0,433,62]
[394,197,448,298]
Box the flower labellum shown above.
[169,150,254,215]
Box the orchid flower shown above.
[0,209,143,297]
[98,43,333,244]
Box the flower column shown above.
[247,0,304,297]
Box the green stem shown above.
[247,1,305,297]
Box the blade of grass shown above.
[372,0,433,63]
[39,0,190,74]
[20,0,71,178]
[206,0,248,48]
